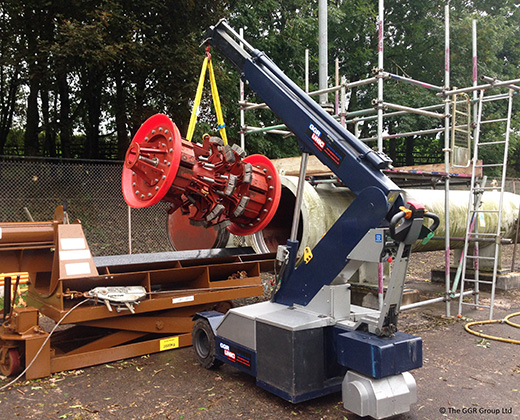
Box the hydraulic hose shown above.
[464,312,520,345]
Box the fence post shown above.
[128,206,132,255]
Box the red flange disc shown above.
[227,154,282,236]
[122,114,182,208]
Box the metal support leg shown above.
[2,277,11,323]
[289,152,309,243]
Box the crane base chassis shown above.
[194,300,421,419]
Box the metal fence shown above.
[0,157,172,256]
[2,157,519,258]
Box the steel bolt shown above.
[135,190,140,194]
[159,127,163,132]
[144,137,148,141]
[152,130,156,134]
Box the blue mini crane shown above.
[192,20,439,419]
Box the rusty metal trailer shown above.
[0,208,271,380]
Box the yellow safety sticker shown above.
[160,336,179,351]
[303,247,313,264]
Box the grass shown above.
[0,286,28,311]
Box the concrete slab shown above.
[431,268,520,290]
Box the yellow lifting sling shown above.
[186,46,228,145]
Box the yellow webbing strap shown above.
[207,59,228,145]
[186,56,209,142]
[186,47,228,145]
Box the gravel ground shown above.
[1,246,520,420]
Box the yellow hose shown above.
[505,312,520,328]
[464,312,520,344]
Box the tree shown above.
[1,0,520,175]
[222,0,319,157]
[0,3,23,154]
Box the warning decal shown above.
[160,336,180,351]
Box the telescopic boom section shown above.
[204,20,408,306]
[205,19,403,212]
[122,114,281,236]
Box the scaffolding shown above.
[456,83,516,320]
[236,1,519,317]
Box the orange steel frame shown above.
[0,208,268,379]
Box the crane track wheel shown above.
[192,318,222,369]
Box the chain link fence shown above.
[2,157,519,258]
[0,157,172,256]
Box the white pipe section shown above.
[239,28,246,151]
[248,178,520,256]
[444,3,452,316]
[250,176,332,257]
[128,206,132,255]
[305,49,309,93]
[377,0,384,153]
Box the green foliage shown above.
[1,0,520,174]
[221,0,318,157]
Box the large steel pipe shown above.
[162,166,520,255]
[250,176,354,255]
[404,189,520,251]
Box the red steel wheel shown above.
[0,348,22,377]
[227,154,282,236]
